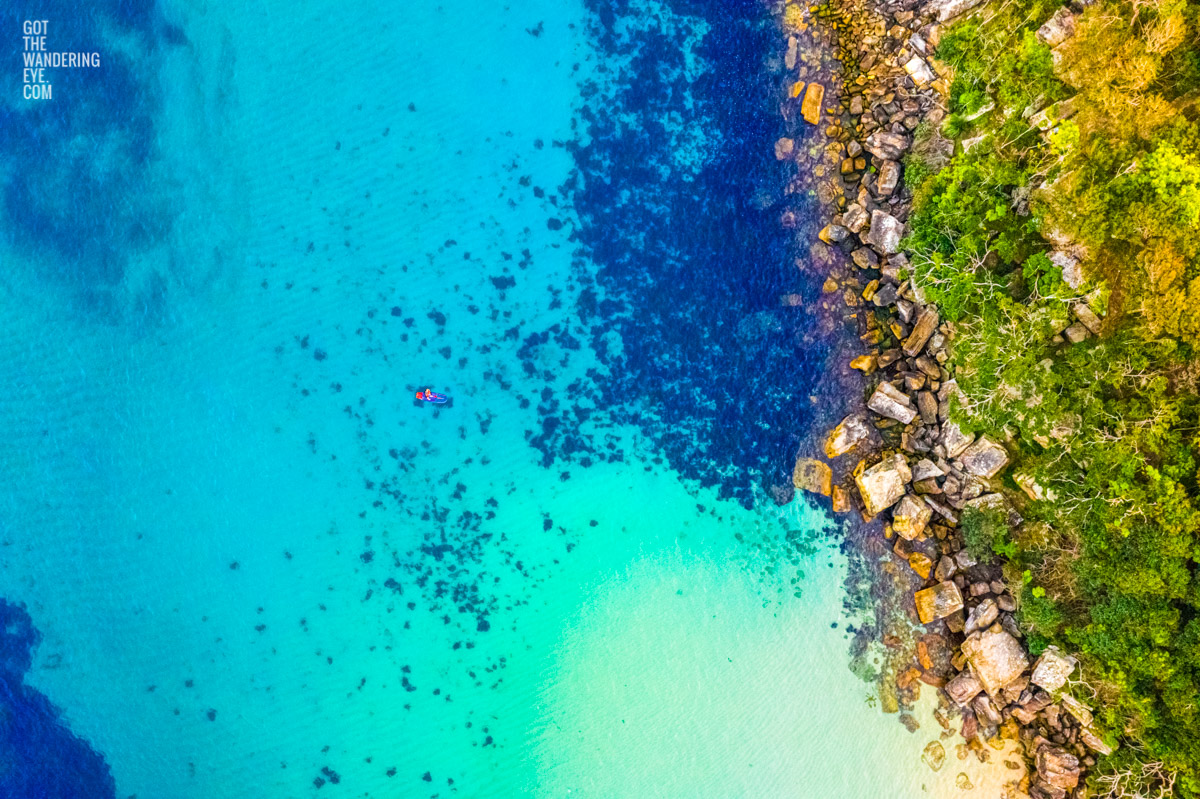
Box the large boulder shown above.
[855,453,912,516]
[825,414,872,458]
[864,131,909,161]
[793,457,832,496]
[959,436,1009,477]
[866,210,905,254]
[867,382,917,424]
[962,624,1029,697]
[914,580,964,624]
[1030,646,1077,693]
[893,494,933,540]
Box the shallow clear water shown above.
[0,0,984,796]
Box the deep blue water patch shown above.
[564,0,827,506]
[0,600,116,799]
[1,0,186,316]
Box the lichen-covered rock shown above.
[893,494,933,540]
[908,551,933,579]
[1073,302,1102,334]
[855,453,912,516]
[962,624,1029,697]
[792,457,832,496]
[825,414,872,458]
[801,82,825,124]
[915,580,964,624]
[959,436,1010,477]
[866,210,904,254]
[1030,646,1077,693]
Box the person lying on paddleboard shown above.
[416,389,447,402]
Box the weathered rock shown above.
[831,485,851,513]
[1050,250,1084,289]
[939,421,974,459]
[868,382,917,424]
[825,414,872,458]
[1037,7,1076,47]
[843,203,870,233]
[801,82,825,125]
[866,210,905,255]
[893,493,933,540]
[819,223,851,244]
[864,130,909,161]
[1036,746,1081,790]
[903,55,937,87]
[1065,319,1094,340]
[774,137,796,160]
[917,391,938,424]
[1030,646,1078,693]
[903,307,939,356]
[876,159,902,197]
[1060,694,1093,727]
[973,693,1004,726]
[934,555,956,582]
[962,623,1029,698]
[959,436,1009,478]
[911,458,944,482]
[964,598,999,636]
[915,580,964,624]
[792,457,832,496]
[856,453,912,516]
[1079,726,1113,756]
[945,668,983,706]
[1073,302,1102,334]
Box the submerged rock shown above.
[792,457,832,497]
[922,741,946,772]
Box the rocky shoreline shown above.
[771,0,1112,796]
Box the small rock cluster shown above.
[777,0,1113,794]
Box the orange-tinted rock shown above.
[801,82,825,124]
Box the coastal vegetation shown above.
[904,0,1200,793]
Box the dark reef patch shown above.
[0,600,116,799]
[557,0,826,505]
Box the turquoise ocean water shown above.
[0,0,988,796]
